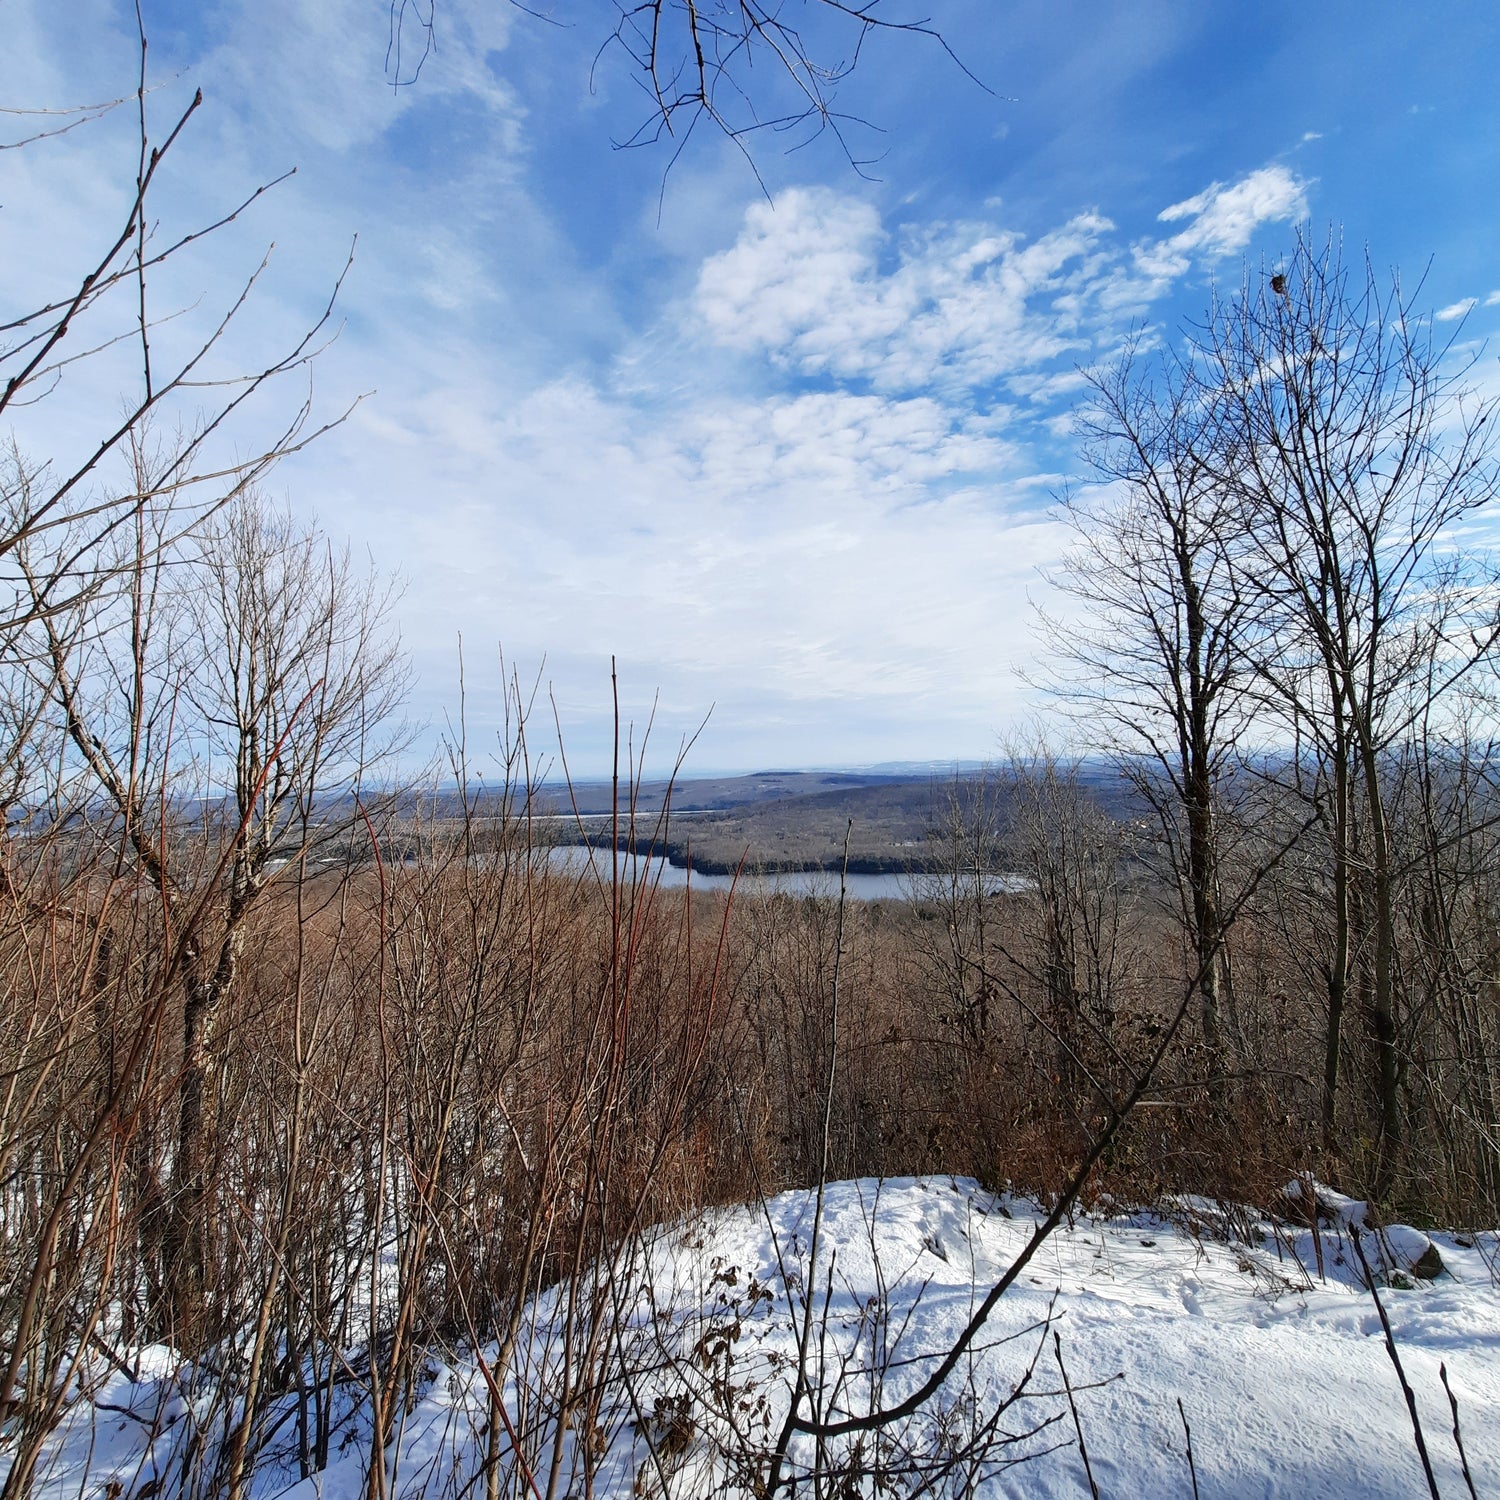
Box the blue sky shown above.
[3,0,1498,775]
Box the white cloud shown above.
[338,160,1318,761]
[696,165,1310,401]
[1436,298,1478,322]
[667,391,1015,496]
[694,190,887,359]
[1485,291,1500,307]
[1142,165,1309,282]
[298,364,1050,767]
[694,186,1117,393]
[1156,165,1308,251]
[0,6,1326,769]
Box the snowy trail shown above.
[23,1177,1500,1498]
[630,1178,1500,1499]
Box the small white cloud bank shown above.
[1140,165,1309,282]
[1437,298,1478,322]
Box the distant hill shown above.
[341,763,1138,875]
[527,763,1137,876]
[536,769,914,817]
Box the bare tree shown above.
[1198,230,1500,1192]
[909,769,1004,1048]
[0,67,352,645]
[0,29,365,1411]
[997,746,1142,1113]
[1388,699,1500,1213]
[26,483,407,1339]
[1045,339,1260,1058]
[1047,232,1500,1195]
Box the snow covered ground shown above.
[21,1177,1500,1498]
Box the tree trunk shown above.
[1359,734,1401,1197]
[164,924,244,1343]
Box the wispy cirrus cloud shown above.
[196,0,522,157]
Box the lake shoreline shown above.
[553,829,925,877]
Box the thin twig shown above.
[1350,1233,1442,1500]
[1054,1331,1101,1500]
[1178,1398,1200,1500]
[767,818,853,1497]
[1439,1363,1479,1500]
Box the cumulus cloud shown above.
[695,165,1310,400]
[694,188,1110,394]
